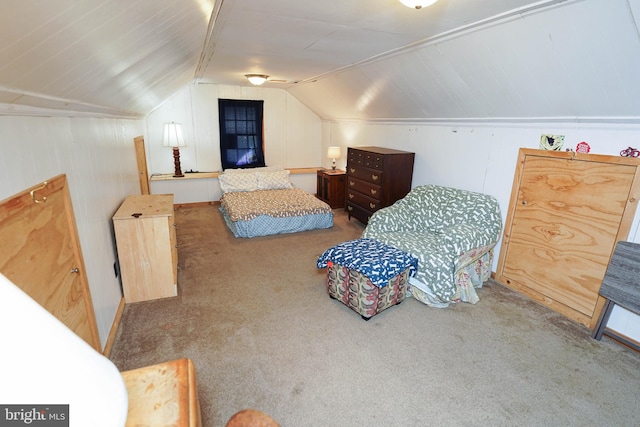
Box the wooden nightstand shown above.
[113,194,178,303]
[317,169,346,209]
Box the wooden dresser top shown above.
[113,194,174,220]
[348,146,414,155]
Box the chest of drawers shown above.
[346,146,415,224]
[113,194,178,303]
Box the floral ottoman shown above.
[316,238,418,320]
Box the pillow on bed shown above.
[256,170,293,190]
[219,172,259,193]
[224,166,283,174]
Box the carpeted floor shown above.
[110,204,640,427]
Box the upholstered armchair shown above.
[362,185,502,307]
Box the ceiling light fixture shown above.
[245,74,269,85]
[399,0,438,9]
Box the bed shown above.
[218,167,334,238]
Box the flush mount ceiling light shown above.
[399,0,438,9]
[245,74,269,85]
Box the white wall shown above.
[324,119,640,341]
[145,84,322,203]
[0,116,142,350]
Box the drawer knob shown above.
[371,175,379,181]
[347,206,353,211]
[370,189,377,195]
[350,168,356,173]
[369,203,376,209]
[349,181,355,186]
[348,193,354,199]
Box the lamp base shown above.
[172,147,184,178]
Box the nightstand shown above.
[316,169,346,209]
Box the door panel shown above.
[0,175,100,350]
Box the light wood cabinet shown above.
[346,146,415,224]
[122,358,201,427]
[113,194,178,303]
[495,149,640,328]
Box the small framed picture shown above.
[540,134,565,151]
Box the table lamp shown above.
[327,146,342,170]
[163,122,187,177]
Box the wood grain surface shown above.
[0,174,100,349]
[496,149,640,328]
[600,241,640,314]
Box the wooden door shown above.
[496,149,640,328]
[0,175,101,350]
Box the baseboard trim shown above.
[175,201,220,209]
[103,297,126,357]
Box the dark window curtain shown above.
[218,99,266,170]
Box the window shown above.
[218,99,265,170]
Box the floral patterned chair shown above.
[362,185,502,307]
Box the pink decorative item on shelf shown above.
[620,146,640,157]
[576,141,591,153]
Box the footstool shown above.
[316,238,418,320]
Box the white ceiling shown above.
[197,0,540,86]
[1,0,639,121]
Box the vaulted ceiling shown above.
[1,0,639,121]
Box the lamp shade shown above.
[163,122,186,147]
[245,74,269,86]
[399,0,438,9]
[327,146,342,159]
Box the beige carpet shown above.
[110,204,640,427]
